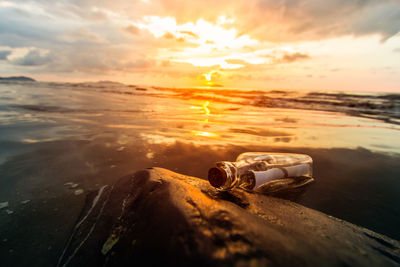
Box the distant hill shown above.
[0,76,36,82]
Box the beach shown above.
[0,81,400,265]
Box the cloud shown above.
[0,49,11,60]
[179,30,198,39]
[134,16,258,48]
[245,0,400,42]
[57,28,106,44]
[4,0,400,43]
[142,0,400,42]
[224,59,249,65]
[40,43,156,74]
[163,32,174,39]
[351,2,400,41]
[124,25,140,36]
[280,52,310,63]
[7,47,52,66]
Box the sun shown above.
[203,73,212,82]
[200,71,223,87]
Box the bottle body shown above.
[208,152,313,191]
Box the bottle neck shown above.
[208,161,238,190]
[208,161,256,190]
[208,166,228,188]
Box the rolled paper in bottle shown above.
[285,163,312,177]
[253,169,286,188]
[253,163,311,188]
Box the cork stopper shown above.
[208,167,227,188]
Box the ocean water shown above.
[0,81,399,266]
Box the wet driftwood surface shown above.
[57,168,400,266]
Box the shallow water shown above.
[0,81,399,266]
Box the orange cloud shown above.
[280,52,310,63]
[179,30,198,39]
[163,32,174,39]
[124,25,140,35]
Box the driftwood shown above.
[57,167,400,266]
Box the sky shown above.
[0,0,400,92]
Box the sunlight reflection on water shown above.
[0,82,399,152]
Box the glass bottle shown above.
[208,152,313,191]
